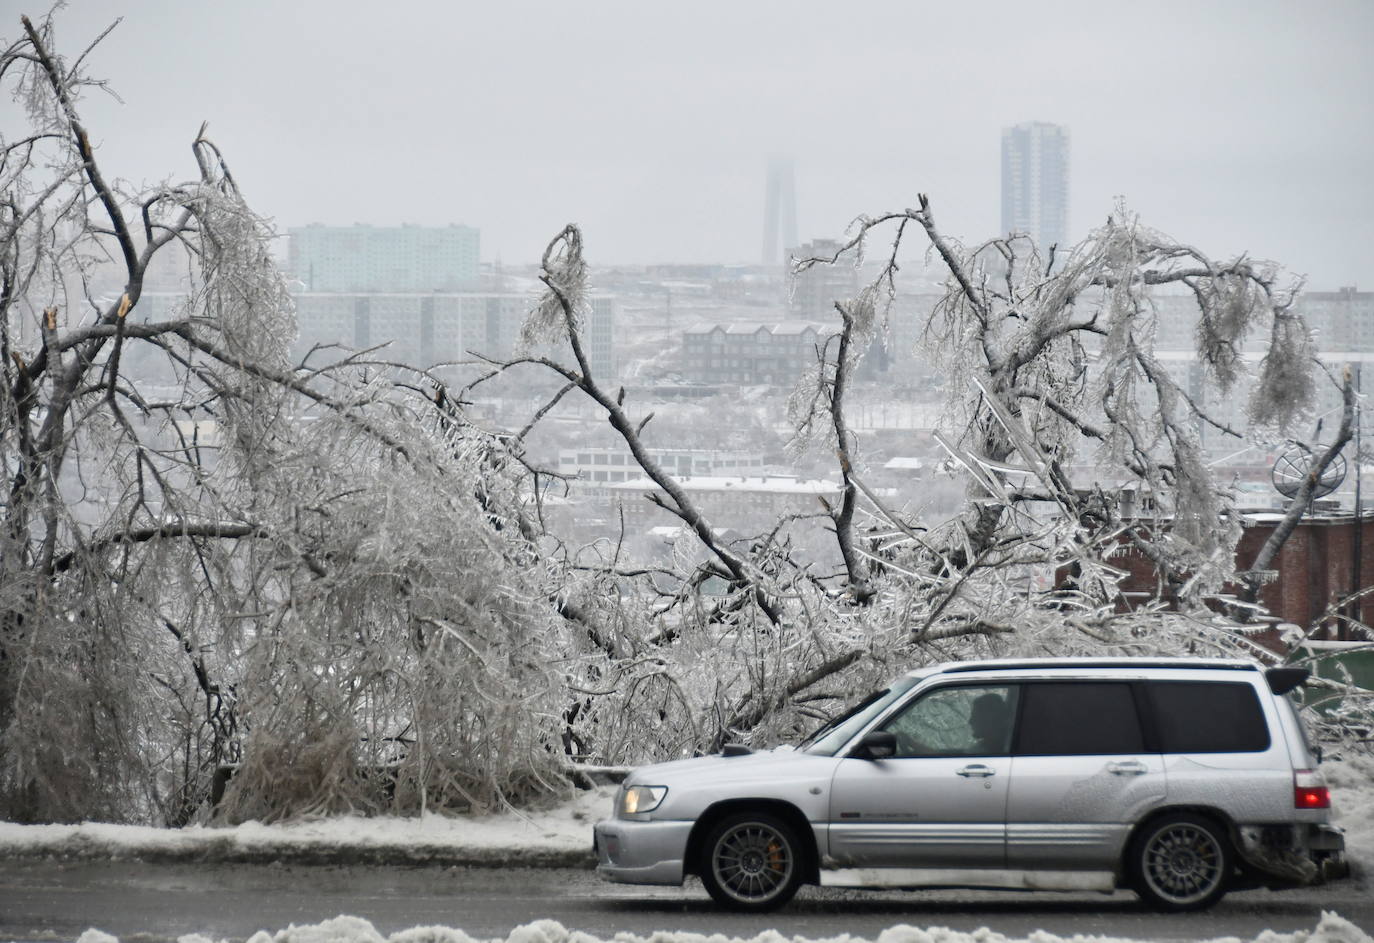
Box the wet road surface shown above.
[0,860,1370,942]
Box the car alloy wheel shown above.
[700,812,802,911]
[1135,813,1231,911]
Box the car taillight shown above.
[1294,770,1330,809]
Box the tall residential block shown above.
[1001,122,1070,256]
[288,223,480,293]
[787,237,858,320]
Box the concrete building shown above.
[1145,287,1373,457]
[293,291,615,379]
[1149,286,1373,354]
[288,224,480,293]
[607,474,842,528]
[1001,122,1070,256]
[559,447,765,485]
[787,238,859,320]
[126,288,613,382]
[1300,288,1374,352]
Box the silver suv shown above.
[593,658,1346,911]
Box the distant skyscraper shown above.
[1001,122,1070,257]
[762,158,798,266]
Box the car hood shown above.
[625,746,840,790]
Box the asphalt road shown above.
[0,860,1370,943]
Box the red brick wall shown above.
[1234,516,1374,635]
[1109,514,1374,642]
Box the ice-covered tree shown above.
[794,196,1325,621]
[540,198,1338,759]
[0,14,570,824]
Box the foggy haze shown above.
[33,0,1374,287]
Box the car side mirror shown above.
[854,730,897,760]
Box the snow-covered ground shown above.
[73,913,1374,943]
[1319,752,1374,870]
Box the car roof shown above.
[919,656,1262,677]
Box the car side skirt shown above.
[819,867,1117,892]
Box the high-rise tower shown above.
[1001,122,1070,257]
[762,158,798,266]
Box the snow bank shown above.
[1327,752,1374,874]
[0,786,614,867]
[73,913,1374,943]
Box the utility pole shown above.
[1349,363,1364,639]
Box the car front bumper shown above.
[593,818,694,885]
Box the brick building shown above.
[1112,511,1374,641]
[680,322,836,386]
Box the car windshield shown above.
[800,675,921,756]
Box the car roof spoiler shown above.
[1266,666,1310,695]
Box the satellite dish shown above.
[1271,443,1347,501]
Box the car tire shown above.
[1130,812,1232,911]
[699,811,805,911]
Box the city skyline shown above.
[30,1,1374,289]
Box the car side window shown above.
[879,685,1018,757]
[1148,681,1270,753]
[1015,682,1145,756]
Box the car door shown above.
[1146,679,1290,820]
[828,683,1018,869]
[1005,681,1166,870]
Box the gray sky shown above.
[30,1,1374,287]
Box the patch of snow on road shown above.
[70,914,1373,943]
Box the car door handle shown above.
[1106,760,1148,776]
[956,764,996,778]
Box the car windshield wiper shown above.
[797,688,887,748]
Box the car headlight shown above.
[620,785,668,816]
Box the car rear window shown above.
[1148,681,1270,753]
[1015,682,1145,756]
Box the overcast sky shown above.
[26,1,1374,287]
